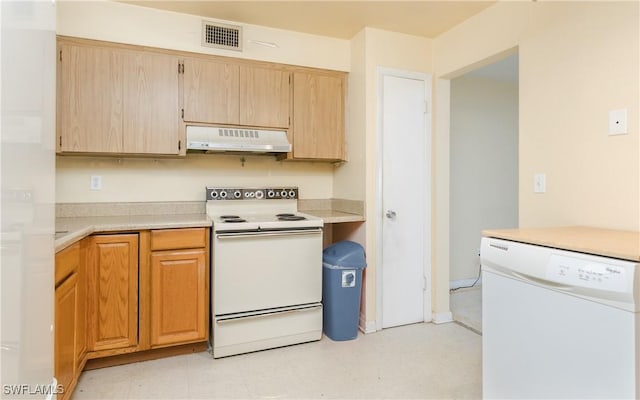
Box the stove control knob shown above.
[255,190,264,200]
[267,190,275,199]
[233,190,242,199]
[288,190,296,199]
[220,191,228,199]
[280,190,288,198]
[210,190,218,199]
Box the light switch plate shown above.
[534,173,546,193]
[609,109,628,135]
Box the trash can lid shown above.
[323,241,366,269]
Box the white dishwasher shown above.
[481,236,640,399]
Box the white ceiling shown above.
[119,1,496,39]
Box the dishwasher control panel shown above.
[546,254,629,292]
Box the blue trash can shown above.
[322,241,367,341]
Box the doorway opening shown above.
[449,52,519,333]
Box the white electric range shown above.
[206,187,324,358]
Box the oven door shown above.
[213,227,322,315]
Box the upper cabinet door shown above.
[292,72,345,161]
[239,66,291,128]
[123,52,180,155]
[58,40,181,156]
[58,43,124,153]
[182,58,239,125]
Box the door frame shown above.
[376,67,432,331]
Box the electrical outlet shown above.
[609,109,628,135]
[90,175,102,191]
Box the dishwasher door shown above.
[481,237,639,399]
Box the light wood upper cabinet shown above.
[57,37,346,161]
[291,72,345,161]
[57,39,181,155]
[239,66,291,128]
[182,58,292,129]
[182,57,240,125]
[58,43,124,153]
[123,52,181,154]
[86,234,139,353]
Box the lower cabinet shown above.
[150,249,207,347]
[86,234,139,354]
[54,272,77,399]
[149,228,209,347]
[55,227,210,399]
[54,242,84,400]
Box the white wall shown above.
[55,0,350,204]
[450,74,518,282]
[436,1,639,231]
[333,27,434,327]
[56,155,334,202]
[56,0,350,71]
[434,1,639,315]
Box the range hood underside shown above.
[186,125,292,154]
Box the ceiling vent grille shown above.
[202,21,242,51]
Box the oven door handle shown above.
[216,228,322,239]
[216,305,322,325]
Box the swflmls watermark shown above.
[2,384,65,396]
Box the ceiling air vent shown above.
[202,21,242,51]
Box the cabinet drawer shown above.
[151,228,207,251]
[55,242,80,286]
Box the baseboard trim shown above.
[432,312,454,324]
[84,342,208,370]
[359,314,377,334]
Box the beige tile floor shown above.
[72,322,481,400]
[450,286,482,333]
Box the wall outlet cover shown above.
[90,175,102,191]
[609,109,628,135]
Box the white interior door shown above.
[379,70,431,329]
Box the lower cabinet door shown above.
[55,273,78,398]
[86,234,139,352]
[150,249,207,347]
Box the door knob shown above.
[385,210,397,219]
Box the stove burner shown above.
[220,215,246,223]
[222,218,247,223]
[278,215,307,221]
[276,213,295,217]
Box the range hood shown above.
[186,125,291,154]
